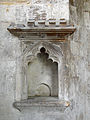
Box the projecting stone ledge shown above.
[13,97,71,112]
[7,20,76,42]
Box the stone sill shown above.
[13,97,70,111]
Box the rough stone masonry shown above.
[0,0,90,120]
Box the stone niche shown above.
[7,19,76,111]
[22,41,63,100]
[27,47,58,97]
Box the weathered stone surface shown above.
[0,0,90,120]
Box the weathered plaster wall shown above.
[0,17,20,120]
[0,0,90,120]
[69,0,90,120]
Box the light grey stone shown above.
[0,0,90,120]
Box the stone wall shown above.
[69,0,90,120]
[0,0,90,120]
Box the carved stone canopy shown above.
[7,19,76,42]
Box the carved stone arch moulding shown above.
[23,41,63,65]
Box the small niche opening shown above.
[27,47,58,98]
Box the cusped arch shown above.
[23,42,63,64]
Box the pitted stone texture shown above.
[0,0,90,120]
[0,22,21,120]
[28,0,69,20]
[69,1,90,120]
[0,0,69,24]
[20,107,68,120]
